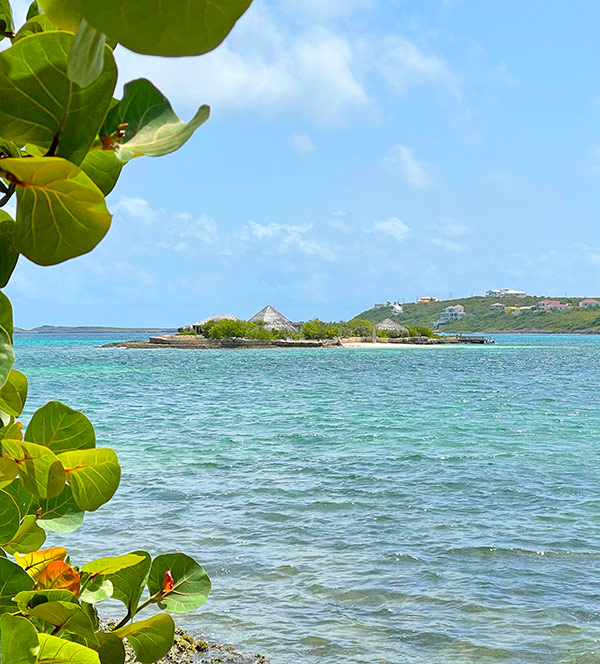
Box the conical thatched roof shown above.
[249,305,297,331]
[377,318,409,336]
[194,314,240,326]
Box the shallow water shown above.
[13,334,600,664]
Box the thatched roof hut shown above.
[249,305,297,331]
[377,318,409,337]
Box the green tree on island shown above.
[0,1,252,662]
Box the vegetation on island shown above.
[0,1,252,662]
[357,297,600,333]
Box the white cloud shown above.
[437,217,470,237]
[332,210,347,217]
[113,262,154,285]
[430,238,467,253]
[377,37,460,99]
[114,196,161,224]
[385,144,432,189]
[280,0,373,21]
[291,133,315,154]
[371,217,411,242]
[238,221,336,260]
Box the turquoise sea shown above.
[12,334,600,664]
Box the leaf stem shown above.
[0,183,15,207]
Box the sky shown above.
[4,0,600,327]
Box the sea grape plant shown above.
[0,1,253,662]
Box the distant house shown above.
[417,296,440,304]
[391,301,403,315]
[374,303,388,309]
[579,298,600,309]
[486,288,528,298]
[538,300,570,312]
[489,302,505,311]
[439,304,465,324]
[249,305,297,331]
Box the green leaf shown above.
[0,614,39,664]
[0,0,13,39]
[26,400,95,453]
[108,550,150,618]
[79,576,113,604]
[80,149,123,196]
[0,211,19,288]
[0,292,14,389]
[0,369,27,417]
[35,485,84,533]
[37,633,100,664]
[0,31,117,165]
[59,448,120,511]
[0,557,34,614]
[13,588,75,612]
[0,489,20,546]
[4,478,33,519]
[95,633,125,664]
[12,14,56,42]
[0,457,18,489]
[103,79,209,163]
[3,514,46,554]
[0,157,112,266]
[148,553,211,614]
[14,546,66,581]
[82,553,145,576]
[37,0,82,32]
[68,19,106,87]
[30,601,97,643]
[79,0,251,56]
[2,439,66,499]
[27,1,40,20]
[114,614,175,664]
[0,138,20,158]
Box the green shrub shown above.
[177,330,198,336]
[407,325,437,338]
[0,0,253,660]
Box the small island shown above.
[102,305,492,349]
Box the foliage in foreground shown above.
[0,0,253,661]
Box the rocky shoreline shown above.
[101,335,492,350]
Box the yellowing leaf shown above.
[0,157,112,266]
[37,633,100,664]
[1,439,65,499]
[37,560,80,593]
[15,546,66,581]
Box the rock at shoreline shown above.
[123,627,270,664]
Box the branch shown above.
[0,183,15,207]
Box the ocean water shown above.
[11,333,600,664]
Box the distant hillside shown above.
[355,297,600,333]
[15,326,176,334]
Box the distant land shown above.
[356,296,600,333]
[14,326,176,334]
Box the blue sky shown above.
[5,0,600,327]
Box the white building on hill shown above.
[439,304,465,324]
[486,288,528,298]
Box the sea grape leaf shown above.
[0,457,18,489]
[0,32,117,165]
[81,149,123,196]
[0,292,14,389]
[0,0,13,40]
[37,560,81,593]
[37,633,100,664]
[109,550,151,617]
[0,212,19,288]
[95,633,125,664]
[59,448,120,511]
[30,601,97,642]
[1,439,66,499]
[80,576,113,604]
[3,478,32,520]
[12,14,56,42]
[14,546,66,581]
[0,489,20,546]
[0,557,34,614]
[0,369,27,417]
[82,553,145,577]
[114,614,175,664]
[14,588,76,612]
[27,1,40,20]
[0,613,39,664]
[79,0,251,56]
[26,400,95,452]
[37,0,82,32]
[148,553,211,614]
[0,157,112,266]
[102,78,210,163]
[35,485,85,533]
[3,515,46,554]
[68,19,107,87]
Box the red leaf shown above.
[162,570,174,594]
[36,561,80,594]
